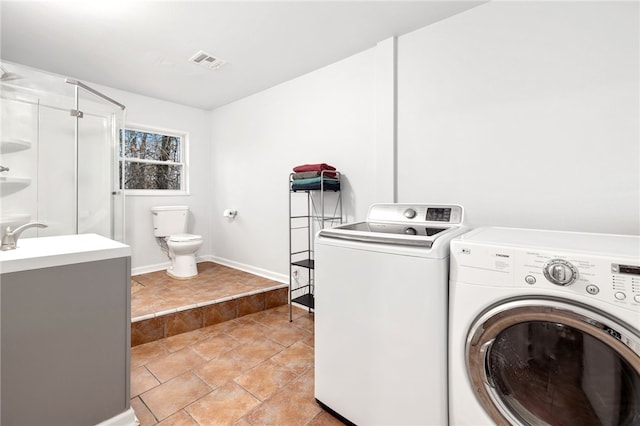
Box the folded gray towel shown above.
[292,171,320,179]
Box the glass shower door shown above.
[0,63,126,242]
[76,85,126,242]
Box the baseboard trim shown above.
[131,261,171,277]
[201,255,288,284]
[132,256,288,285]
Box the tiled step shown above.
[131,286,288,346]
[130,261,289,347]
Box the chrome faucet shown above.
[1,222,48,250]
[0,166,9,172]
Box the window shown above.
[120,125,188,195]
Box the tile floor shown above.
[130,264,344,425]
[131,262,288,320]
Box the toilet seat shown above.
[167,233,202,243]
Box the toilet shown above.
[151,205,203,279]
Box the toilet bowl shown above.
[151,205,203,279]
[166,234,203,279]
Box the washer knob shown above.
[404,227,417,235]
[404,208,417,219]
[543,259,578,286]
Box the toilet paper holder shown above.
[223,209,237,218]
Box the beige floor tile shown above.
[308,410,347,426]
[130,396,157,426]
[262,322,313,347]
[291,313,315,332]
[145,347,207,383]
[234,359,299,401]
[141,372,212,421]
[186,382,260,425]
[190,332,241,360]
[130,267,346,426]
[131,365,161,398]
[131,261,285,320]
[271,341,315,375]
[302,331,315,348]
[251,309,292,328]
[198,319,243,336]
[156,410,199,426]
[226,321,273,344]
[244,369,322,425]
[162,328,208,353]
[131,340,171,368]
[131,280,146,294]
[231,337,285,369]
[194,352,254,390]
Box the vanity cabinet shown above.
[0,234,135,426]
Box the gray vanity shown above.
[0,234,135,426]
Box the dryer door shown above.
[466,298,640,426]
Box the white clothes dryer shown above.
[449,227,640,426]
[315,203,468,425]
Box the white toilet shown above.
[151,205,203,279]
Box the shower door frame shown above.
[66,78,127,243]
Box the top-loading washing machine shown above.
[449,227,640,426]
[314,203,468,425]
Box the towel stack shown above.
[290,163,340,191]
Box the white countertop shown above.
[0,233,131,274]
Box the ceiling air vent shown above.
[189,50,227,70]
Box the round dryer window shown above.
[466,298,640,426]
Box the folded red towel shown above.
[293,163,336,173]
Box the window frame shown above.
[120,123,190,196]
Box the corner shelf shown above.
[1,138,32,154]
[0,213,31,230]
[0,176,31,195]
[288,171,342,322]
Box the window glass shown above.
[120,126,188,194]
[122,130,181,162]
[488,321,640,426]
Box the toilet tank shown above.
[151,206,189,237]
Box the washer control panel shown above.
[543,259,578,286]
[367,203,464,225]
[451,228,640,315]
[521,251,640,307]
[452,239,640,309]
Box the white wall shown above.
[7,1,636,278]
[208,48,380,281]
[207,0,639,281]
[94,85,212,273]
[397,1,639,234]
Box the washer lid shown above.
[318,203,465,247]
[168,233,202,242]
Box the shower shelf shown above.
[0,213,31,230]
[0,176,31,195]
[1,138,32,154]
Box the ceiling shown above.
[1,1,483,110]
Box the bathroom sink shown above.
[0,233,130,274]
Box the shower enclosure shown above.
[0,62,126,242]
